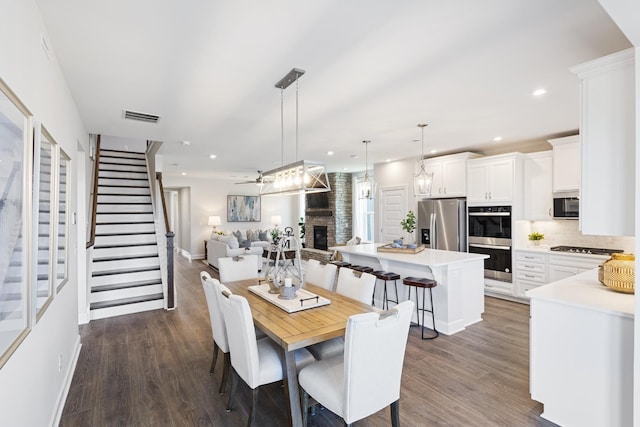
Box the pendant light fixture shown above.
[260,68,331,196]
[413,123,433,197]
[358,140,376,199]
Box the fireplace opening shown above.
[313,225,328,251]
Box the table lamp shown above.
[208,215,221,233]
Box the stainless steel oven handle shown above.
[468,212,510,217]
[469,243,511,251]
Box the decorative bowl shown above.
[602,253,635,294]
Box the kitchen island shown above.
[527,268,634,427]
[330,243,488,335]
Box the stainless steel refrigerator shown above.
[417,198,467,252]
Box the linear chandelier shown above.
[260,68,330,196]
[413,123,433,197]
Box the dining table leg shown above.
[282,348,303,427]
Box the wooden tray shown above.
[377,244,425,254]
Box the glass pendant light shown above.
[413,123,433,197]
[358,140,376,199]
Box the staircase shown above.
[90,149,164,320]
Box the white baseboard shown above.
[51,335,82,427]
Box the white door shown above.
[378,185,407,243]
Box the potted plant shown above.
[298,217,305,247]
[528,231,544,246]
[400,210,417,247]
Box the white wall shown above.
[164,176,297,258]
[0,0,87,425]
[100,135,147,153]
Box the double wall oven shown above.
[467,206,512,282]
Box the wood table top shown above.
[224,279,380,351]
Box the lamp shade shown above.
[271,215,282,227]
[208,215,221,226]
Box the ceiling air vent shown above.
[123,109,161,124]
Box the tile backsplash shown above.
[515,220,635,253]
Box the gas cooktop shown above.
[550,246,623,256]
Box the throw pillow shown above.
[228,235,240,249]
[232,230,242,241]
[246,229,256,242]
[258,230,268,241]
[239,239,252,248]
[346,236,361,246]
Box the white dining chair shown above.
[307,268,376,360]
[200,271,231,394]
[218,255,259,283]
[299,300,415,427]
[304,260,338,291]
[217,283,315,426]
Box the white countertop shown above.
[514,246,611,260]
[329,243,488,268]
[526,268,634,318]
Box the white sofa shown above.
[207,231,270,271]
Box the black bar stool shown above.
[402,277,439,340]
[350,265,374,274]
[329,260,351,269]
[372,271,400,309]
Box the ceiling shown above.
[36,0,630,182]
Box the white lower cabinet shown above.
[514,250,608,298]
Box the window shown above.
[0,78,32,368]
[354,176,374,242]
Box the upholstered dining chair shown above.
[304,259,338,291]
[217,282,315,427]
[200,272,231,394]
[218,255,259,283]
[307,268,376,360]
[299,300,415,427]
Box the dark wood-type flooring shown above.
[60,255,557,427]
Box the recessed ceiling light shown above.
[386,159,391,163]
[343,167,348,171]
[181,172,187,176]
[181,140,191,146]
[494,136,503,142]
[532,88,547,96]
[350,154,358,159]
[327,151,334,156]
[209,154,217,159]
[430,149,437,154]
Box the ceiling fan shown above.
[235,170,266,186]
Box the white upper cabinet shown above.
[467,153,523,206]
[523,151,553,220]
[548,135,580,193]
[570,48,635,237]
[422,152,479,198]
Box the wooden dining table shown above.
[224,279,381,427]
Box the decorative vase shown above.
[602,253,635,294]
[530,240,541,247]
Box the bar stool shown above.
[330,260,351,269]
[372,271,400,309]
[402,277,439,340]
[350,265,374,274]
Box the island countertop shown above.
[526,267,634,318]
[329,243,489,267]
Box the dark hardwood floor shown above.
[60,255,557,426]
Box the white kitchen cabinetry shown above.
[548,135,580,193]
[423,152,478,198]
[466,153,523,205]
[514,250,547,297]
[523,151,552,220]
[547,253,608,283]
[570,49,635,237]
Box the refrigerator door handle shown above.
[430,213,436,249]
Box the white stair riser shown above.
[90,299,163,320]
[1,280,23,294]
[97,204,152,214]
[95,222,155,234]
[96,213,154,223]
[99,171,148,180]
[98,186,150,195]
[94,233,156,246]
[91,269,161,287]
[92,256,160,273]
[100,155,145,165]
[90,284,163,303]
[98,178,150,188]
[98,163,146,172]
[97,194,151,204]
[93,245,158,258]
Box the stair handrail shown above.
[155,171,175,309]
[86,135,101,249]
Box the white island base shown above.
[330,244,488,336]
[527,268,634,427]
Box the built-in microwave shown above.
[553,192,579,219]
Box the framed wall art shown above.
[227,195,261,222]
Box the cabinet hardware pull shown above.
[524,265,534,268]
[525,256,534,259]
[548,208,552,216]
[489,192,492,199]
[485,192,488,199]
[525,274,535,278]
